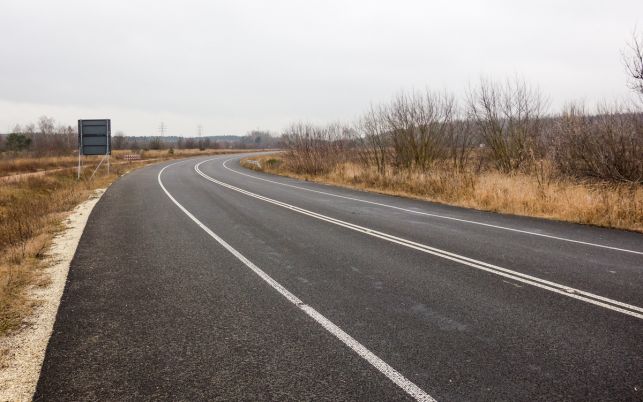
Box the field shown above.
[0,148,256,177]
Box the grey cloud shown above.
[1,0,641,134]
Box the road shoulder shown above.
[0,188,105,401]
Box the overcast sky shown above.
[1,0,641,136]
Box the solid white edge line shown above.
[221,158,643,256]
[196,159,643,320]
[157,161,436,402]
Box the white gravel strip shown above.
[0,188,106,402]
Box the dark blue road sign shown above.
[78,119,111,155]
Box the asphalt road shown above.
[35,154,643,401]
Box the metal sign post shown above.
[78,119,111,179]
[78,127,82,179]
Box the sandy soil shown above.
[0,188,106,401]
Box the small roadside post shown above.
[78,119,111,179]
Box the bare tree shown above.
[113,131,126,149]
[23,123,36,138]
[32,116,56,153]
[282,122,349,174]
[553,102,642,183]
[467,77,546,172]
[354,106,390,174]
[447,118,476,173]
[623,30,643,100]
[379,90,456,170]
[38,116,55,136]
[62,125,76,150]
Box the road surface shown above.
[35,154,643,401]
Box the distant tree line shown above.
[0,116,75,155]
[0,122,282,155]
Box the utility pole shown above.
[153,122,167,150]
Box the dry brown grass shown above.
[242,155,643,232]
[0,155,79,177]
[0,148,264,177]
[0,171,117,335]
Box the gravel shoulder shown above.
[0,189,105,401]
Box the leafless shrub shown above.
[349,90,474,174]
[113,131,126,149]
[467,78,547,173]
[353,106,391,175]
[446,118,476,173]
[282,122,350,174]
[381,90,456,170]
[552,103,643,183]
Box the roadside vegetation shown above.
[0,148,263,177]
[243,153,642,232]
[0,170,116,337]
[242,35,643,233]
[0,113,274,340]
[0,148,260,340]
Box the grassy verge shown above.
[0,149,259,338]
[0,148,263,177]
[241,155,643,233]
[0,171,116,336]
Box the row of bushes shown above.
[282,78,642,184]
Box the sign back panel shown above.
[78,119,111,155]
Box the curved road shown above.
[35,154,643,401]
